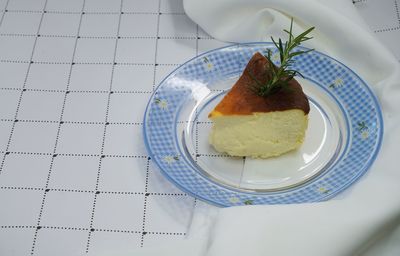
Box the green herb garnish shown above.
[248,18,315,96]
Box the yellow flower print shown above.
[329,78,344,89]
[361,130,369,139]
[229,197,240,204]
[155,98,168,110]
[163,155,177,164]
[203,57,213,71]
[317,186,330,194]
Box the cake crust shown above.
[209,52,310,117]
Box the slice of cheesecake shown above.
[208,52,310,158]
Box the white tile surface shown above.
[112,65,154,91]
[0,36,35,60]
[89,231,142,254]
[119,14,158,37]
[103,124,146,156]
[116,38,156,64]
[84,0,121,12]
[0,62,29,88]
[7,0,46,11]
[18,91,65,120]
[79,14,120,37]
[48,155,100,190]
[93,193,144,231]
[0,121,13,150]
[108,92,150,123]
[69,64,113,91]
[75,38,116,63]
[39,13,81,36]
[33,37,76,62]
[62,92,109,122]
[0,154,52,187]
[122,0,159,12]
[98,157,147,192]
[8,122,59,153]
[157,38,196,64]
[34,229,88,256]
[0,189,43,226]
[0,90,19,119]
[0,12,42,34]
[45,0,84,12]
[40,190,94,227]
[56,123,104,155]
[0,228,36,256]
[0,0,398,255]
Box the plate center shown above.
[181,77,347,191]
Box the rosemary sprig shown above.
[249,18,315,96]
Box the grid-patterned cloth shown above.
[0,0,399,255]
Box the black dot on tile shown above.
[157,36,161,39]
[4,9,7,12]
[196,154,201,157]
[155,63,158,66]
[71,62,75,65]
[30,61,34,64]
[145,193,150,196]
[53,154,58,157]
[197,37,201,39]
[142,231,147,235]
[43,11,47,13]
[91,228,95,232]
[95,191,100,194]
[45,189,50,192]
[117,36,121,39]
[101,155,106,158]
[110,91,114,94]
[37,226,42,230]
[82,12,85,14]
[147,156,151,160]
[77,36,81,39]
[14,119,18,122]
[105,122,110,125]
[121,12,124,14]
[23,89,27,91]
[37,34,41,37]
[113,62,117,65]
[159,12,162,15]
[66,91,70,94]
[60,121,64,124]
[5,152,10,155]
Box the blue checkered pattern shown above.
[143,43,383,207]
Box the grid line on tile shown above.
[84,0,124,252]
[0,59,182,66]
[0,151,149,158]
[0,33,211,40]
[0,0,46,176]
[0,87,153,94]
[1,119,144,125]
[0,225,186,235]
[29,0,86,254]
[0,0,11,26]
[139,156,152,247]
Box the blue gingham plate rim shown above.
[143,42,384,207]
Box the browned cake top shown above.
[210,52,310,116]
